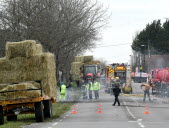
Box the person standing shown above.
[81,80,88,99]
[93,79,101,99]
[88,80,93,100]
[60,82,67,101]
[112,83,121,106]
[141,83,151,102]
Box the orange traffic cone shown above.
[72,110,77,114]
[97,106,102,113]
[144,106,149,114]
[72,105,77,114]
[97,110,102,113]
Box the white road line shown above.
[124,101,136,119]
[52,122,58,126]
[48,127,52,128]
[138,122,145,128]
[128,121,137,123]
[59,120,62,121]
[66,115,69,116]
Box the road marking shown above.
[59,120,62,121]
[138,119,142,122]
[66,115,69,116]
[124,102,136,119]
[128,119,143,123]
[52,122,58,126]
[138,122,145,128]
[48,127,52,128]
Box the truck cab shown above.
[83,64,101,81]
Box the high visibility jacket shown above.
[93,82,101,90]
[89,82,93,90]
[60,84,66,94]
[82,84,88,91]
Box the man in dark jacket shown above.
[112,83,121,106]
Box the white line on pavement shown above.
[48,127,52,128]
[52,123,58,126]
[124,102,136,119]
[59,120,62,121]
[138,122,145,128]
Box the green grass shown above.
[0,102,73,128]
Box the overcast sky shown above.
[85,0,169,64]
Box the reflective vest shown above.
[89,82,93,90]
[61,84,66,94]
[82,84,88,91]
[93,82,101,90]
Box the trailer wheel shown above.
[0,105,4,125]
[7,115,17,121]
[35,101,44,122]
[43,100,53,118]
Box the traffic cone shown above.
[97,107,102,113]
[97,110,102,113]
[144,106,149,114]
[72,105,77,114]
[72,110,77,114]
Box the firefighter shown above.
[93,79,101,99]
[141,83,151,102]
[60,82,66,101]
[81,80,88,99]
[112,83,121,106]
[88,80,93,99]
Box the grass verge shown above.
[0,102,73,128]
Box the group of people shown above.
[59,79,101,101]
[81,79,101,100]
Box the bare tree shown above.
[0,0,108,82]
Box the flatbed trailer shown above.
[0,81,56,125]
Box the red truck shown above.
[150,68,169,96]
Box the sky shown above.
[85,0,169,64]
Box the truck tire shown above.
[43,100,53,118]
[0,105,4,125]
[35,101,44,122]
[7,115,17,121]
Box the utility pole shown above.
[148,40,150,58]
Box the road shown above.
[23,83,169,128]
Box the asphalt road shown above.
[23,83,169,128]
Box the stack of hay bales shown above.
[71,55,94,81]
[74,56,93,63]
[0,40,57,100]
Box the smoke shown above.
[155,57,165,69]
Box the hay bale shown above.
[83,56,93,63]
[0,82,43,100]
[35,44,43,55]
[0,53,57,99]
[74,56,84,62]
[6,40,42,59]
[71,62,83,76]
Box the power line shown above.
[96,43,132,48]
